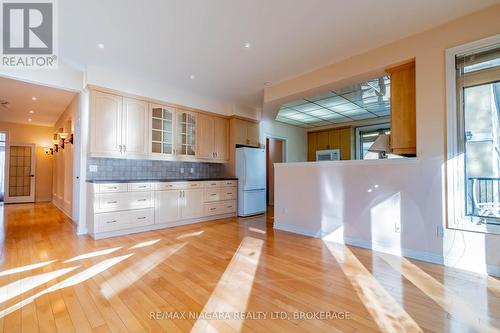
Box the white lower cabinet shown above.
[88,180,237,239]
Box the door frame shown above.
[264,135,287,206]
[4,143,36,203]
[0,131,8,201]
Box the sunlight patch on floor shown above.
[0,260,57,277]
[324,241,423,333]
[129,239,161,249]
[176,230,204,239]
[248,227,266,234]
[64,246,122,263]
[0,254,134,319]
[0,266,79,303]
[191,237,264,333]
[100,243,186,298]
[378,253,498,333]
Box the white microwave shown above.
[316,149,340,161]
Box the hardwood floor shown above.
[0,203,498,333]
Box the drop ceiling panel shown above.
[276,75,391,128]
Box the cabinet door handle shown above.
[107,186,117,190]
[137,199,147,202]
[138,185,147,188]
[210,193,217,196]
[137,216,147,220]
[106,220,117,224]
[123,145,126,153]
[107,201,118,204]
[210,207,216,211]
[119,145,122,153]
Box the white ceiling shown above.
[59,0,498,108]
[0,77,77,126]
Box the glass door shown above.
[6,144,35,203]
[176,111,196,157]
[150,105,174,157]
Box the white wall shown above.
[260,116,307,163]
[274,159,499,276]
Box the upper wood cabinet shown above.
[386,60,416,156]
[175,110,197,157]
[90,91,148,158]
[150,104,175,158]
[232,118,260,147]
[307,127,352,161]
[197,114,229,161]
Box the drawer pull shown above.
[210,193,217,196]
[226,192,233,195]
[137,199,147,202]
[210,183,217,185]
[210,207,216,211]
[226,205,233,209]
[190,184,198,187]
[107,201,118,204]
[138,185,147,188]
[137,216,147,220]
[106,220,117,224]
[107,186,117,189]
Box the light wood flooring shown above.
[0,203,498,333]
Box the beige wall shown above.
[53,95,78,217]
[269,4,500,275]
[0,121,53,202]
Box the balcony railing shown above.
[468,177,500,221]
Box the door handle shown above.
[119,145,122,153]
[29,174,35,178]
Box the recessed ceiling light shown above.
[97,43,105,49]
[29,110,34,114]
[189,74,196,80]
[244,42,251,49]
[264,82,272,87]
[31,96,37,101]
[28,118,32,122]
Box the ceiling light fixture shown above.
[29,110,34,114]
[28,118,32,122]
[32,97,37,101]
[264,82,272,87]
[189,74,196,80]
[97,43,105,49]
[244,42,251,49]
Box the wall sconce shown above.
[44,147,54,155]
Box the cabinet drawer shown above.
[128,183,152,192]
[221,180,237,187]
[205,181,221,188]
[204,202,222,216]
[221,187,237,201]
[96,183,127,193]
[96,192,153,212]
[221,200,237,214]
[95,208,153,233]
[204,188,221,202]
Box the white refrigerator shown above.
[236,147,266,217]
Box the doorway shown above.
[266,137,286,207]
[0,132,6,202]
[5,143,36,203]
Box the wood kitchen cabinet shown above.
[386,60,416,156]
[150,104,175,158]
[155,190,181,223]
[90,91,148,158]
[181,189,205,220]
[232,118,260,147]
[307,127,352,161]
[197,114,229,161]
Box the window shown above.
[357,124,391,159]
[446,37,500,233]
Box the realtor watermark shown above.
[150,311,352,321]
[1,0,58,68]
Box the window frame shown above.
[445,34,500,234]
[355,123,391,160]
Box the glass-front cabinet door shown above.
[176,111,196,157]
[150,105,174,157]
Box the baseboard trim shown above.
[273,222,499,277]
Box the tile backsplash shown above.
[87,158,226,181]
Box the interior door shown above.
[122,97,148,157]
[155,190,181,224]
[181,189,204,220]
[5,144,35,203]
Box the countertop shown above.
[86,177,238,184]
